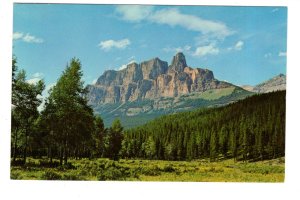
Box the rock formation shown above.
[87,52,233,105]
[252,74,286,93]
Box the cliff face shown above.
[87,52,232,105]
[252,74,286,93]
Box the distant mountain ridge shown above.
[241,74,286,93]
[86,53,253,128]
[87,53,233,105]
[252,74,286,93]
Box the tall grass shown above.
[10,157,285,182]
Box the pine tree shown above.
[108,118,124,160]
[92,116,106,157]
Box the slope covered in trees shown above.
[121,91,286,161]
[11,57,285,166]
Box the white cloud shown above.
[264,53,272,58]
[115,6,233,56]
[26,72,44,85]
[118,60,137,71]
[116,5,153,22]
[127,56,136,61]
[26,78,41,85]
[23,33,44,43]
[163,45,191,53]
[115,6,233,41]
[32,72,44,78]
[228,40,244,51]
[278,51,287,57]
[193,44,219,57]
[45,83,56,92]
[92,79,97,84]
[13,32,23,40]
[13,32,44,43]
[234,40,244,50]
[128,60,137,64]
[149,8,233,40]
[98,38,131,51]
[118,64,127,71]
[272,8,279,13]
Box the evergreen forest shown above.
[11,57,285,167]
[122,90,285,161]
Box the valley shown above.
[87,53,259,128]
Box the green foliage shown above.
[122,91,286,161]
[40,58,95,165]
[10,56,285,183]
[42,170,62,180]
[91,116,106,157]
[106,119,124,160]
[11,57,45,163]
[10,157,285,182]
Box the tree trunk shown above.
[63,139,68,165]
[48,147,53,163]
[13,128,18,162]
[23,132,28,165]
[59,147,63,166]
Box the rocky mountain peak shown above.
[253,74,286,93]
[170,52,187,72]
[87,53,232,104]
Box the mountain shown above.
[86,53,252,128]
[87,53,233,104]
[252,74,286,93]
[241,85,254,92]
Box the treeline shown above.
[121,90,285,161]
[11,57,285,165]
[11,57,123,165]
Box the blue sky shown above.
[13,4,287,94]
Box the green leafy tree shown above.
[92,116,106,157]
[42,58,94,165]
[107,119,123,160]
[11,57,45,163]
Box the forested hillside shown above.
[121,91,286,161]
[11,57,285,166]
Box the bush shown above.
[97,167,131,181]
[39,160,60,168]
[62,171,82,180]
[42,170,62,180]
[162,165,176,172]
[11,159,25,166]
[135,166,161,176]
[11,170,23,179]
[239,164,284,174]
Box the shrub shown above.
[42,170,62,180]
[39,160,60,168]
[62,171,82,180]
[162,165,176,172]
[11,159,25,166]
[11,170,23,179]
[98,168,124,181]
[135,166,161,176]
[239,164,284,174]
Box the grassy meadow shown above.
[11,157,285,182]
